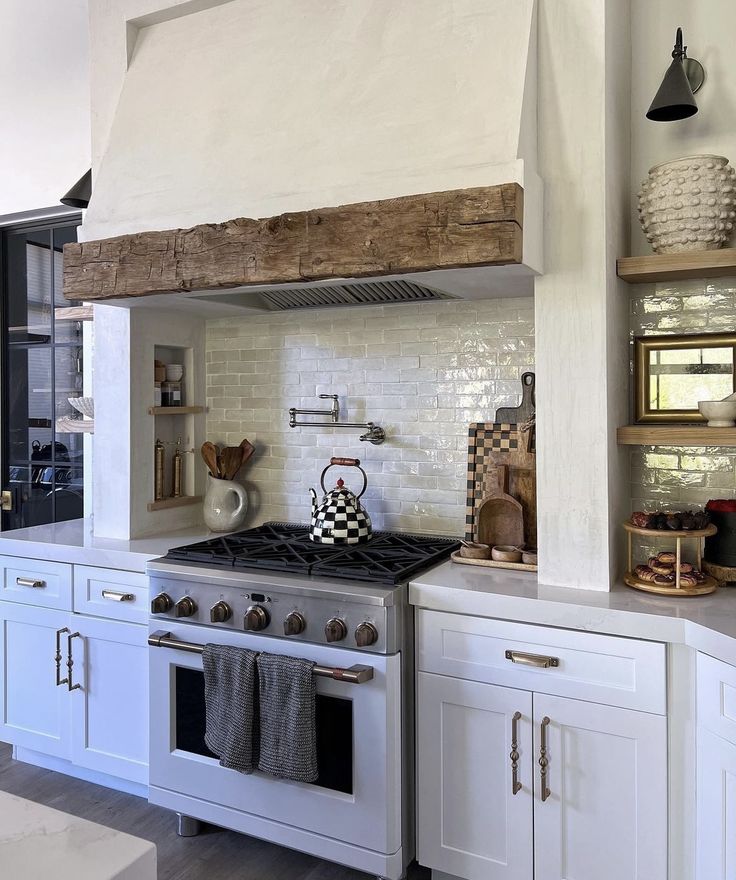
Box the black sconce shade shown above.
[647,27,705,122]
[60,169,92,208]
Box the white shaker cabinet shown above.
[416,610,668,880]
[0,556,149,793]
[0,602,72,759]
[70,615,149,785]
[416,673,533,880]
[697,652,736,880]
[532,694,667,880]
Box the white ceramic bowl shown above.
[68,396,94,419]
[165,364,184,382]
[698,400,736,427]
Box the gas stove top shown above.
[163,521,459,586]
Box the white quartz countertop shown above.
[0,518,212,572]
[410,560,736,666]
[0,790,156,879]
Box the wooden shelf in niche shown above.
[148,406,205,416]
[617,248,736,284]
[147,495,202,512]
[55,305,94,321]
[617,425,736,446]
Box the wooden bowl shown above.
[460,542,491,560]
[522,550,538,565]
[491,545,522,563]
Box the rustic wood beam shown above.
[63,184,524,302]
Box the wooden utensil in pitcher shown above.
[201,441,220,478]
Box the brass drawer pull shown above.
[505,650,559,668]
[55,627,70,687]
[510,711,522,795]
[17,576,46,589]
[101,589,135,602]
[539,716,551,802]
[67,632,82,692]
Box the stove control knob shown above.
[354,622,379,648]
[325,617,348,643]
[210,601,232,624]
[174,596,197,618]
[151,592,173,614]
[244,605,270,631]
[283,611,306,636]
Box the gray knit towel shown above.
[257,653,318,783]
[202,643,258,773]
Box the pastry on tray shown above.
[657,551,677,564]
[654,573,675,586]
[679,573,699,587]
[634,565,657,582]
[629,509,711,531]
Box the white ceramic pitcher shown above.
[203,474,248,532]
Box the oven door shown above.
[149,622,402,855]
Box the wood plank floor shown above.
[0,742,428,880]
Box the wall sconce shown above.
[646,27,705,122]
[60,169,92,208]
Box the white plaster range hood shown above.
[66,0,542,314]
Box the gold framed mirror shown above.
[634,333,736,423]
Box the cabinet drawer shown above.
[697,652,736,744]
[0,556,72,610]
[73,566,147,624]
[416,610,666,714]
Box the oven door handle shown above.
[148,630,374,684]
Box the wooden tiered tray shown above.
[623,522,718,596]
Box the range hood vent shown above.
[259,279,451,311]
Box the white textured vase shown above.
[203,475,248,532]
[638,155,736,253]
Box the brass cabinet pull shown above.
[510,711,522,795]
[505,650,559,668]
[55,627,70,687]
[17,576,46,589]
[66,632,82,691]
[101,589,135,602]
[539,716,551,802]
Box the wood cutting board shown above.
[465,422,537,547]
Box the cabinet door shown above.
[532,695,667,880]
[416,672,533,880]
[70,616,148,785]
[697,726,736,880]
[0,603,71,757]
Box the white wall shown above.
[631,0,736,254]
[0,0,90,217]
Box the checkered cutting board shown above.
[465,422,536,544]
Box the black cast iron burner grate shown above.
[164,521,460,585]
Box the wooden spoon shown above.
[220,445,244,481]
[201,441,220,478]
[239,438,255,468]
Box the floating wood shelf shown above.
[147,495,202,512]
[617,248,736,284]
[56,417,94,434]
[617,425,736,446]
[148,406,205,416]
[55,305,93,321]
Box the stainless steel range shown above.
[146,522,458,880]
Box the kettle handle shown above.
[320,461,368,498]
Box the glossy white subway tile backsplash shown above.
[630,278,736,514]
[206,298,534,535]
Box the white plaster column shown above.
[535,0,631,590]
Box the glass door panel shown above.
[2,218,84,530]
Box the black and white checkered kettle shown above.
[308,456,372,544]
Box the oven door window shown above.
[174,666,354,794]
